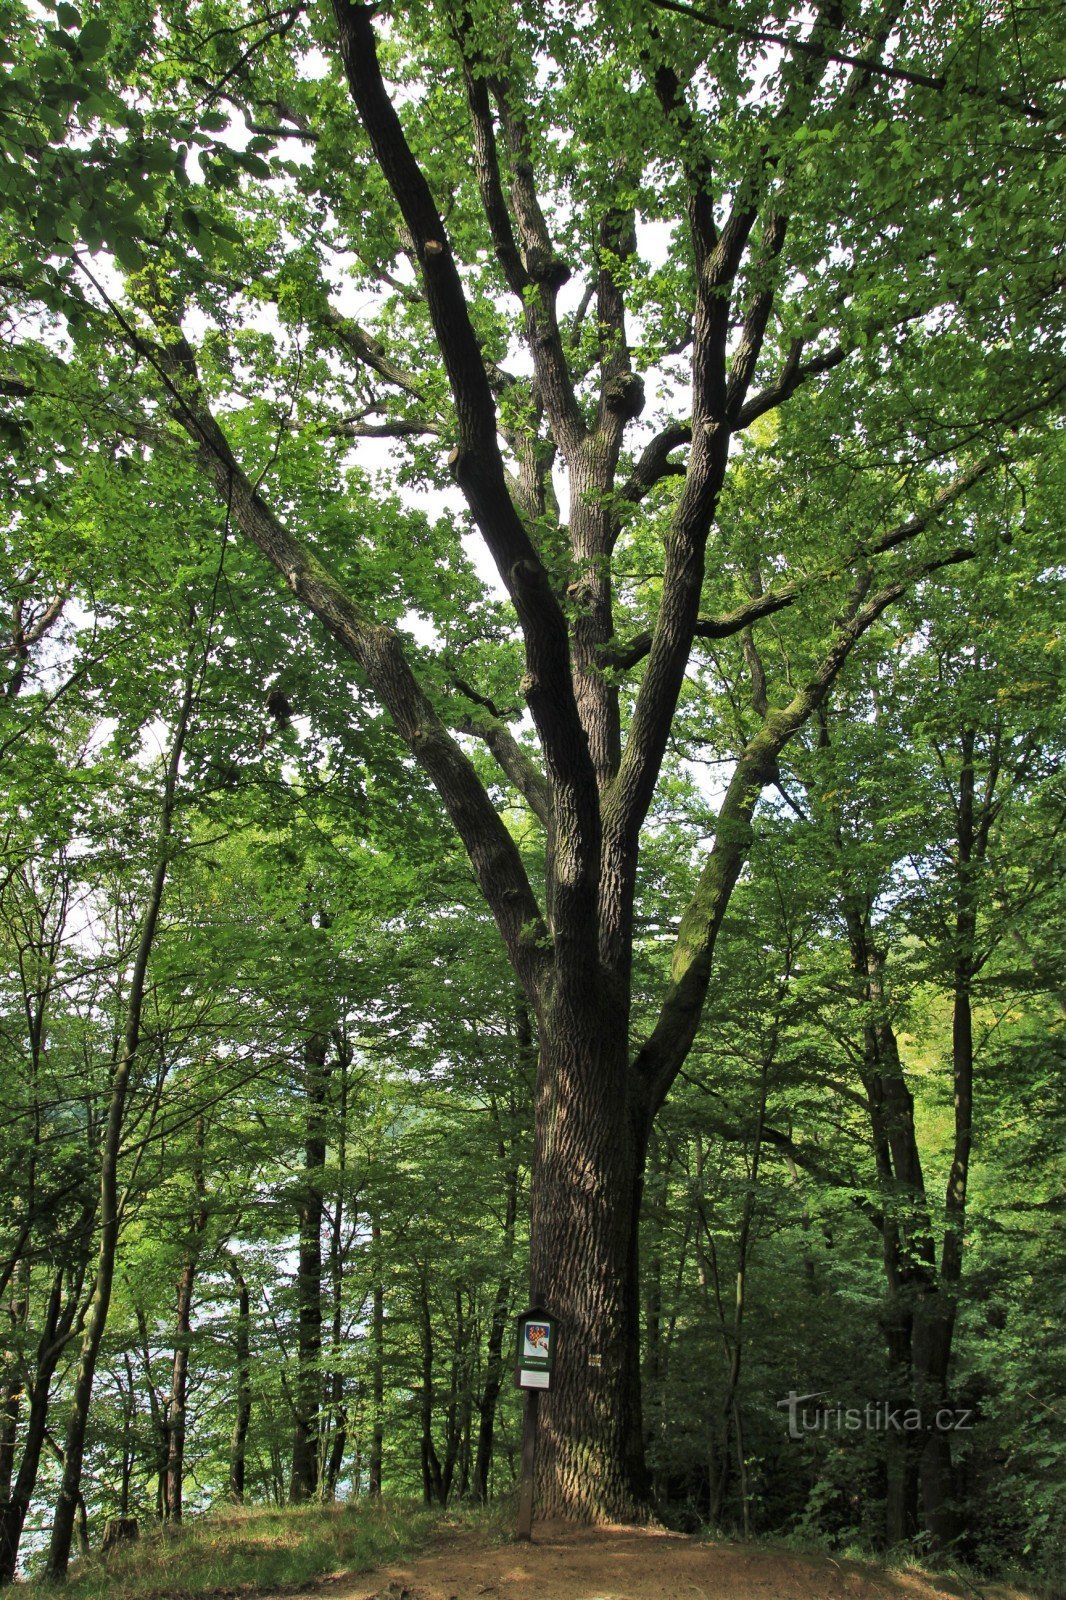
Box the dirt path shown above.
[294,1523,1034,1600]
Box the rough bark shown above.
[529,1007,651,1521]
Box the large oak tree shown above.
[2,0,1062,1539]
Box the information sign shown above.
[514,1307,555,1391]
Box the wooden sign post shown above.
[513,1306,555,1542]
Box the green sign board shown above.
[514,1308,555,1391]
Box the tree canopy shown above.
[0,0,1063,1581]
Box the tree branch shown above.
[634,462,995,1113]
[602,590,799,671]
[330,1,600,875]
[454,691,552,829]
[319,305,428,401]
[725,210,788,422]
[619,423,691,506]
[154,332,550,1002]
[606,453,997,673]
[308,416,442,441]
[735,339,848,429]
[488,73,587,457]
[646,0,1050,122]
[605,2,847,866]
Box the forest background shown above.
[0,0,1063,1587]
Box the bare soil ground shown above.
[292,1522,1035,1600]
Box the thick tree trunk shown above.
[136,0,1010,1530]
[529,1011,650,1521]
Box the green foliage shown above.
[1,0,1062,1579]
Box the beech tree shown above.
[2,0,1063,1532]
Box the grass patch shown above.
[25,1499,441,1600]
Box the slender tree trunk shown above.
[324,1391,347,1499]
[417,1265,445,1506]
[915,732,982,1549]
[164,1117,207,1523]
[643,1134,670,1499]
[471,1265,511,1503]
[457,1390,472,1501]
[46,668,195,1580]
[0,1389,16,1510]
[164,1261,196,1521]
[0,1265,81,1586]
[120,1355,136,1518]
[367,1217,384,1499]
[322,1038,350,1501]
[227,1262,251,1503]
[710,1050,768,1528]
[0,1262,27,1511]
[440,1289,470,1502]
[691,1138,726,1517]
[0,1372,53,1586]
[323,1229,347,1504]
[132,1304,169,1519]
[289,1028,328,1503]
[858,934,933,1547]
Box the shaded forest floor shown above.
[35,1505,1049,1600]
[266,1521,1042,1600]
